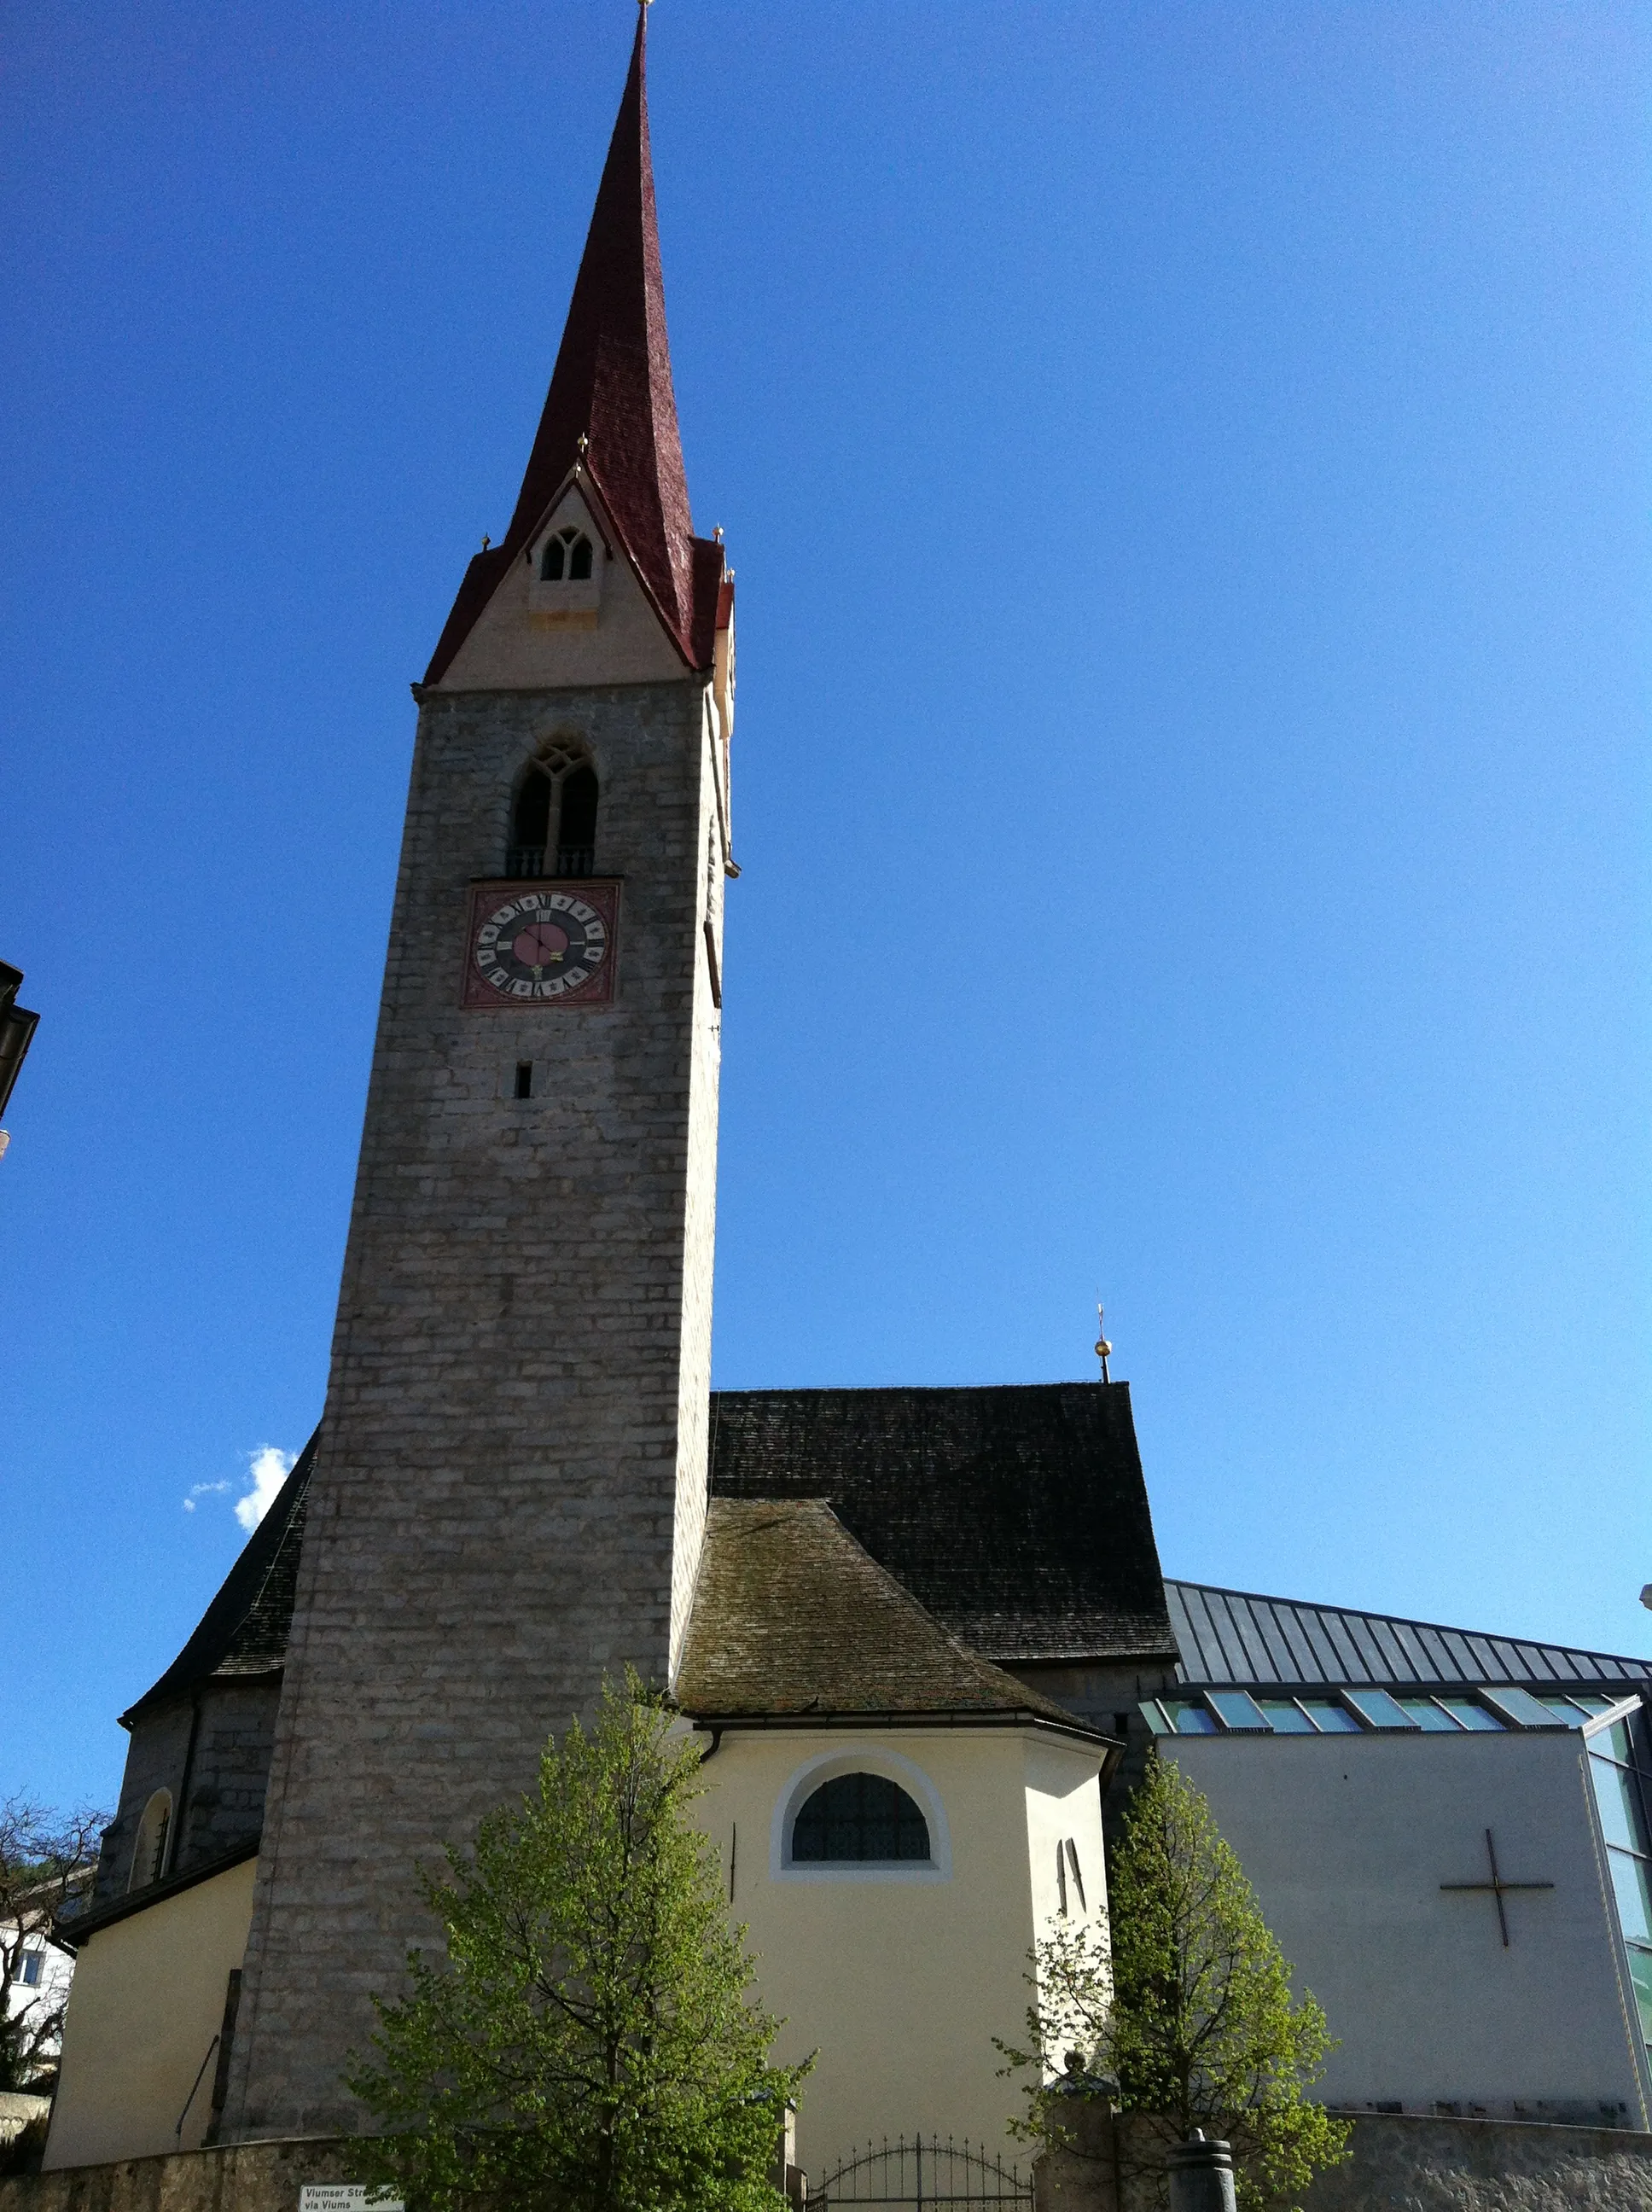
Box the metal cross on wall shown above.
[1440,1828,1555,1947]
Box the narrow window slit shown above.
[514,1062,532,1100]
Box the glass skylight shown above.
[1255,1699,1316,1733]
[1341,1689,1418,1731]
[1483,1686,1568,1728]
[1207,1691,1270,1731]
[1298,1700,1361,1732]
[1396,1697,1462,1732]
[1140,1685,1640,1741]
[1435,1697,1504,1732]
[1160,1699,1220,1735]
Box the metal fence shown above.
[807,2136,1032,2212]
[503,845,596,880]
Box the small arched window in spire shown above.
[541,527,594,583]
[506,745,598,879]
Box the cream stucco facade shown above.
[44,1857,255,2171]
[439,480,690,694]
[692,1726,1110,2183]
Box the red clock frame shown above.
[461,879,621,1010]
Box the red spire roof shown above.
[425,9,719,681]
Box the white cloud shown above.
[236,1447,297,1532]
[183,1480,231,1514]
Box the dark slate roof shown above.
[121,1431,317,1725]
[708,1383,1176,1665]
[1167,1580,1652,1694]
[677,1499,1098,1732]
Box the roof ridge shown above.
[119,1429,319,1724]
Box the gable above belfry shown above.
[423,9,726,686]
[434,468,690,690]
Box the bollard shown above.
[1166,2129,1236,2212]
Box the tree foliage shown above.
[0,1796,105,2092]
[346,1674,807,2212]
[999,1752,1348,2212]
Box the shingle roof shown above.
[1167,1580,1652,1694]
[708,1383,1177,1665]
[120,1432,317,1725]
[423,10,724,681]
[676,1498,1096,1731]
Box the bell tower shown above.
[222,11,734,2138]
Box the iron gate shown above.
[806,2136,1032,2212]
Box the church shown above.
[40,12,1652,2190]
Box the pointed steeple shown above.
[426,8,717,682]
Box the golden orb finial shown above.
[1094,1301,1113,1384]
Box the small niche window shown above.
[514,1062,533,1100]
[130,1790,172,1892]
[791,1773,930,1864]
[540,527,594,582]
[507,745,599,878]
[1055,1837,1087,1917]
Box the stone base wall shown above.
[0,2139,348,2212]
[20,2109,1652,2212]
[1305,2111,1652,2212]
[1033,2104,1652,2212]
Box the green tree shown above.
[998,1751,1348,2212]
[347,1674,808,2212]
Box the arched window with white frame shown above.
[772,1748,951,1883]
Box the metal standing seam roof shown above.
[1166,1580,1652,1694]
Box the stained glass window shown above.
[791,1773,931,1863]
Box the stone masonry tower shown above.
[222,13,734,2137]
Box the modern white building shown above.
[1146,1582,1652,2128]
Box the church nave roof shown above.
[708,1382,1178,1668]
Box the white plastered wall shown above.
[44,1856,255,2169]
[692,1726,1108,2180]
[1163,1729,1650,2123]
[1023,1733,1110,2052]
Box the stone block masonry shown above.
[218,672,724,2141]
[1032,2106,1652,2212]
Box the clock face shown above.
[462,882,620,1008]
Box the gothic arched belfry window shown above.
[507,742,598,878]
[540,527,593,581]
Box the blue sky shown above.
[2,1,1647,1816]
